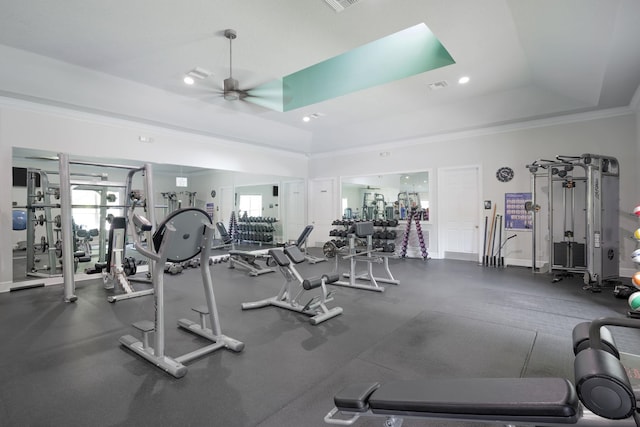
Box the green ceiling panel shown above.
[249,23,454,112]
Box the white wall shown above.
[309,111,639,275]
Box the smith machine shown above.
[24,168,110,278]
[55,153,156,302]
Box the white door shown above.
[308,178,337,247]
[283,180,306,242]
[437,166,481,261]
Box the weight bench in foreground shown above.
[325,317,640,427]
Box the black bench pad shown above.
[267,249,290,267]
[334,382,380,412]
[366,378,578,422]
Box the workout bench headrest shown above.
[354,222,374,238]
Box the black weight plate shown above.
[153,208,212,263]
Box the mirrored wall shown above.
[10,147,305,282]
[341,171,431,221]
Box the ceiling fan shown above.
[183,28,282,111]
[221,29,249,101]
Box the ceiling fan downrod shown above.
[223,29,240,101]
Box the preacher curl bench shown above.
[325,317,640,426]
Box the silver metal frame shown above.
[241,248,343,325]
[526,154,619,287]
[119,208,244,378]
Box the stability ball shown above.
[630,292,640,311]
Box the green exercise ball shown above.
[629,292,640,311]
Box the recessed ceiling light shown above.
[302,112,326,122]
[458,76,470,84]
[183,67,211,85]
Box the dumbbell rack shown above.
[329,219,399,253]
[235,217,276,245]
[228,211,238,242]
[399,209,429,260]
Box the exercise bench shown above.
[325,317,640,427]
[241,245,343,325]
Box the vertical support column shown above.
[98,176,108,263]
[201,223,222,337]
[586,161,601,286]
[547,167,554,274]
[26,170,37,274]
[58,152,77,302]
[143,164,155,279]
[530,171,537,272]
[41,172,57,272]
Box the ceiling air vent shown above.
[427,80,449,90]
[323,0,361,13]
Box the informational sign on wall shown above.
[205,203,215,221]
[504,192,532,230]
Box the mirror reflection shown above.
[11,147,304,283]
[341,172,430,221]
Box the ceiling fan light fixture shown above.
[183,76,195,85]
[223,77,240,100]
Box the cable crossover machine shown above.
[525,154,619,290]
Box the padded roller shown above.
[322,273,340,284]
[574,348,635,419]
[303,276,322,290]
[572,322,619,358]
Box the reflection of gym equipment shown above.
[323,222,399,293]
[75,226,99,258]
[325,316,640,427]
[214,222,274,276]
[362,193,387,221]
[25,169,59,277]
[228,248,274,277]
[399,208,428,260]
[58,154,156,302]
[98,216,153,303]
[119,207,244,378]
[241,245,343,325]
[214,222,234,248]
[526,154,619,288]
[397,191,420,219]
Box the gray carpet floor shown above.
[0,253,637,427]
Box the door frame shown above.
[436,165,482,260]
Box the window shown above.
[238,195,262,217]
